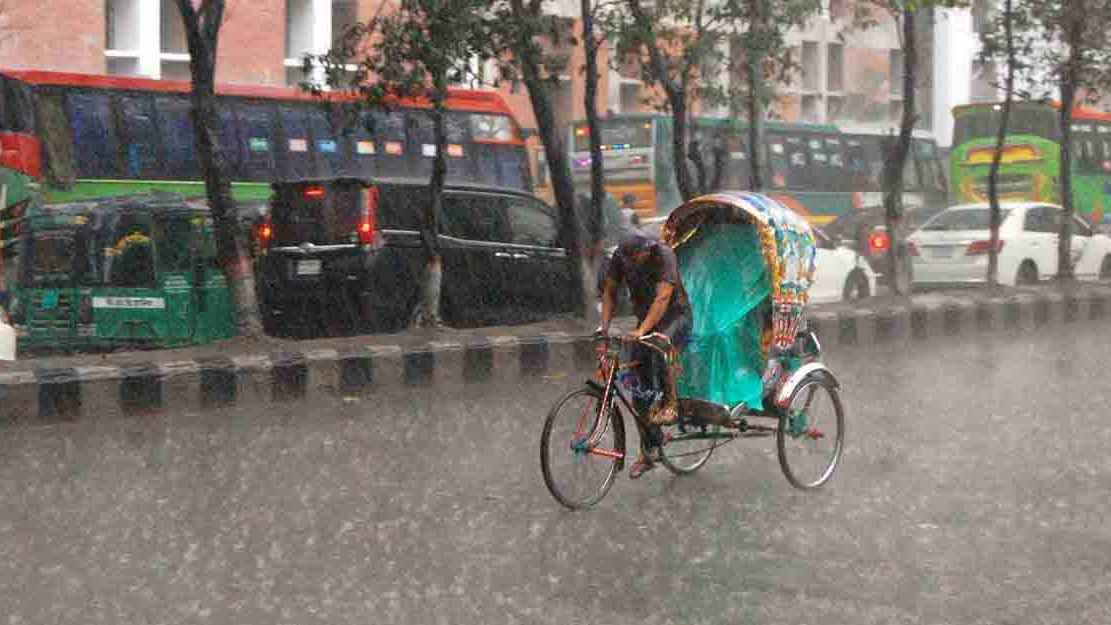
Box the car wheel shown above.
[842,270,871,302]
[1016,261,1039,286]
[1101,255,1111,281]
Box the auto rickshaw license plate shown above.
[297,260,322,276]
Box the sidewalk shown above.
[1,282,1108,423]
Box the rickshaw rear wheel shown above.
[540,387,626,510]
[777,376,845,490]
[658,421,720,475]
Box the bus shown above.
[538,113,948,227]
[950,101,1111,224]
[0,69,531,216]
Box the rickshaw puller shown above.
[599,234,692,479]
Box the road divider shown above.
[1,284,1109,423]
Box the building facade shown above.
[0,0,990,147]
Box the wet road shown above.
[1,327,1110,624]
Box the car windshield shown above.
[921,208,1009,231]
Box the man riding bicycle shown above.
[600,233,692,478]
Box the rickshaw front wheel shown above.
[540,387,626,510]
[777,376,845,490]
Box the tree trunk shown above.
[511,0,586,316]
[176,0,264,338]
[626,0,696,203]
[581,0,604,323]
[882,7,916,296]
[689,132,709,194]
[744,0,765,192]
[986,0,1013,287]
[1058,68,1076,282]
[411,85,447,328]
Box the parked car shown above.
[822,207,923,291]
[811,228,878,303]
[256,178,575,334]
[907,202,1111,287]
[0,305,14,361]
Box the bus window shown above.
[37,90,77,186]
[116,94,163,180]
[278,104,313,180]
[155,95,200,180]
[336,108,374,178]
[67,91,122,179]
[724,132,751,189]
[2,77,34,133]
[307,107,340,177]
[784,134,813,189]
[767,135,789,189]
[1099,124,1111,172]
[238,101,278,181]
[495,147,528,190]
[368,109,408,179]
[823,136,847,191]
[1072,123,1098,172]
[217,105,243,179]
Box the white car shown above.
[907,202,1111,287]
[811,229,878,303]
[0,306,14,361]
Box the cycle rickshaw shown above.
[541,192,845,509]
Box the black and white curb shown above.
[2,285,1108,422]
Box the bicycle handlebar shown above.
[593,331,673,356]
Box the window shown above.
[117,94,163,179]
[441,194,510,242]
[890,50,904,97]
[237,101,278,181]
[68,91,121,178]
[217,105,243,178]
[105,0,140,51]
[972,0,992,33]
[922,208,1004,231]
[155,95,200,179]
[827,43,844,92]
[156,217,195,273]
[506,197,557,247]
[160,0,187,54]
[286,0,315,59]
[107,217,156,287]
[801,42,819,92]
[307,107,340,177]
[278,105,313,179]
[1023,206,1057,233]
[332,0,359,50]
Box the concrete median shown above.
[1,283,1109,422]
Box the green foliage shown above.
[1012,0,1111,103]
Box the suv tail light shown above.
[966,239,1004,255]
[868,229,890,256]
[257,218,273,250]
[303,185,326,199]
[359,185,379,246]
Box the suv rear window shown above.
[271,180,366,246]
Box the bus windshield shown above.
[573,119,653,152]
[952,106,1059,146]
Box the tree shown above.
[486,0,588,317]
[311,0,489,328]
[853,1,965,296]
[1021,0,1111,281]
[978,0,1036,286]
[581,0,607,299]
[729,0,822,191]
[175,0,264,338]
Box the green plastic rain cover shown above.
[676,223,770,411]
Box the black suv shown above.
[256,177,574,334]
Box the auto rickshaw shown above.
[541,192,845,509]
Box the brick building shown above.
[0,0,991,147]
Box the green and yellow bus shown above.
[950,101,1111,224]
[538,113,948,227]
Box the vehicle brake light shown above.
[966,239,1004,255]
[360,186,378,246]
[258,219,273,249]
[868,230,890,255]
[303,186,326,199]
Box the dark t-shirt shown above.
[606,243,691,327]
